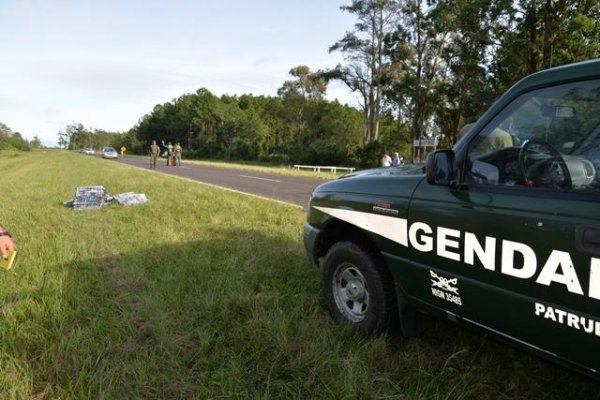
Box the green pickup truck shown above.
[303,59,600,380]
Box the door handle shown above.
[577,226,600,256]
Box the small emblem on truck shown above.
[372,201,399,216]
[431,271,459,294]
[430,270,462,306]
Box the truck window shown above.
[466,79,600,192]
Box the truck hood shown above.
[312,164,426,197]
[340,164,426,179]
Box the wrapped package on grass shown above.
[73,185,108,210]
[109,192,148,206]
[64,186,147,210]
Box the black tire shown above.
[322,241,398,334]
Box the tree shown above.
[57,132,68,149]
[429,0,496,146]
[56,123,82,150]
[66,123,91,150]
[30,135,43,149]
[295,100,363,165]
[0,123,31,150]
[329,0,400,145]
[548,0,600,66]
[55,123,124,151]
[0,122,18,150]
[277,65,327,100]
[277,66,329,158]
[384,0,449,162]
[490,0,600,94]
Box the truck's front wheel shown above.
[322,241,397,334]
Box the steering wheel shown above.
[518,139,572,188]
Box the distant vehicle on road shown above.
[102,147,118,159]
[83,148,95,155]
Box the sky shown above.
[0,0,357,146]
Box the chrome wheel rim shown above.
[332,263,369,322]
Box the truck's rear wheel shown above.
[322,241,397,334]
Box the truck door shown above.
[407,78,600,374]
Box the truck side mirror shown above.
[426,150,455,185]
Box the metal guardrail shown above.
[293,165,355,174]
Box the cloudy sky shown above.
[0,0,357,146]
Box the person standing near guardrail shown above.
[392,152,401,167]
[149,140,161,169]
[381,152,392,167]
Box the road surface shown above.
[114,155,327,207]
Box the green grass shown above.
[0,150,598,399]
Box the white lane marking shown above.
[239,174,281,183]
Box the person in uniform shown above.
[162,141,174,166]
[149,140,161,169]
[173,142,182,166]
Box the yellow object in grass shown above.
[0,250,16,270]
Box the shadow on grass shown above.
[1,226,598,399]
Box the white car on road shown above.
[102,147,118,159]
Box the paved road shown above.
[114,155,327,207]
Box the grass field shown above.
[0,150,598,399]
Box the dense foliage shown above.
[134,88,378,166]
[130,66,410,168]
[0,122,40,151]
[331,0,600,162]
[55,0,600,167]
[56,122,137,153]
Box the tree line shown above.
[0,122,41,151]
[134,85,379,166]
[56,122,137,154]
[329,0,600,162]
[56,0,600,167]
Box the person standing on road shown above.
[149,140,161,169]
[162,140,174,166]
[173,142,182,166]
[0,225,15,260]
